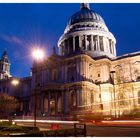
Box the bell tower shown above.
[0,50,11,80]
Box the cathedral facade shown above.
[0,3,140,118]
[30,4,140,118]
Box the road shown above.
[87,125,140,137]
[16,121,140,137]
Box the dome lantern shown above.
[80,3,90,9]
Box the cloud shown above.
[0,34,23,46]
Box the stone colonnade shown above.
[30,85,97,116]
[59,34,116,56]
[35,90,62,116]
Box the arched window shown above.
[138,90,140,104]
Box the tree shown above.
[0,93,19,119]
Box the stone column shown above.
[76,89,80,107]
[85,35,87,50]
[106,38,109,53]
[80,60,83,80]
[48,91,50,115]
[97,35,100,51]
[103,37,104,52]
[91,35,94,50]
[76,59,79,81]
[81,89,85,109]
[41,93,44,114]
[64,89,69,113]
[62,90,65,113]
[85,60,87,79]
[83,60,86,80]
[73,37,75,52]
[113,44,116,56]
[84,87,87,108]
[111,40,113,54]
[60,91,63,113]
[87,89,91,110]
[95,36,98,51]
[112,42,116,55]
[86,60,88,80]
[79,88,82,106]
[79,36,81,50]
[55,92,58,115]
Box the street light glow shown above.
[11,79,19,86]
[32,48,45,61]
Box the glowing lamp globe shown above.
[32,49,45,61]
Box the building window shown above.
[138,91,140,104]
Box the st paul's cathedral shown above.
[0,3,140,118]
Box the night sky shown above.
[0,3,140,78]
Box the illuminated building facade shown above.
[30,3,140,117]
[0,3,140,118]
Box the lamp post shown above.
[11,78,19,121]
[32,48,45,127]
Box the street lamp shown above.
[32,48,45,61]
[11,78,19,121]
[32,48,45,127]
[11,79,19,86]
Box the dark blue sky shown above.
[0,3,140,77]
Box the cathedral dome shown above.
[68,6,105,26]
[58,3,116,59]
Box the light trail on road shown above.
[102,120,140,123]
[0,119,79,124]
